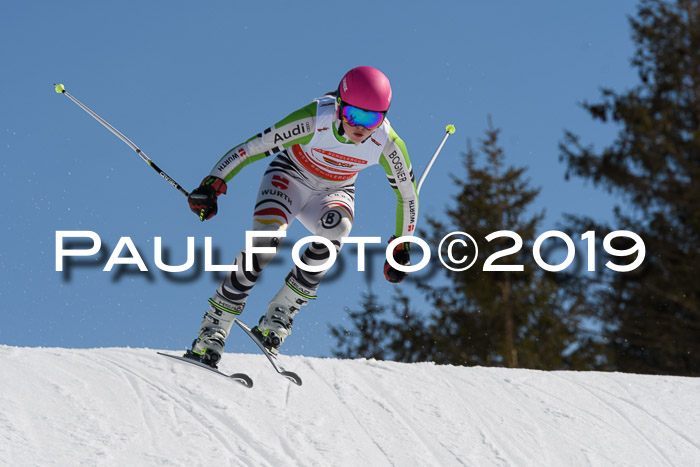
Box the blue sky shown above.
[2,1,640,357]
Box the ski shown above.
[157,352,253,388]
[234,319,302,386]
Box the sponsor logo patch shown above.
[311,148,367,165]
[388,150,407,183]
[322,157,354,168]
[217,153,239,173]
[321,210,343,229]
[273,122,311,144]
[271,175,290,190]
[261,188,292,205]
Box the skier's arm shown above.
[208,102,318,182]
[379,129,419,238]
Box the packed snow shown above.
[1,345,698,466]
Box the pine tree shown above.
[330,290,432,362]
[333,119,604,370]
[559,0,700,375]
[416,118,598,369]
[330,291,391,360]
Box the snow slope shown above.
[1,346,698,466]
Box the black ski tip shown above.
[282,371,302,386]
[230,373,254,388]
[235,319,302,386]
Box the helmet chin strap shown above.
[335,96,345,136]
[334,104,346,136]
[336,118,345,136]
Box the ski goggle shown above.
[340,103,385,130]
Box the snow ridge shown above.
[1,346,698,466]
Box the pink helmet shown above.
[338,66,392,112]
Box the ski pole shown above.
[416,124,456,195]
[54,83,190,198]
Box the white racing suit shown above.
[204,94,418,332]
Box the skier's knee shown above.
[317,209,353,243]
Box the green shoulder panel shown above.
[276,103,317,149]
[379,127,414,183]
[379,127,419,237]
[389,127,412,167]
[211,101,319,182]
[275,101,318,129]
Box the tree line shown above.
[331,0,700,376]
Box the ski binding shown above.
[235,319,302,386]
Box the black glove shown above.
[188,176,227,221]
[384,236,411,283]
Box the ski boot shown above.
[254,279,314,354]
[184,296,243,369]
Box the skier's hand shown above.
[384,236,411,283]
[188,176,227,221]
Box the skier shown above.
[184,66,418,368]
